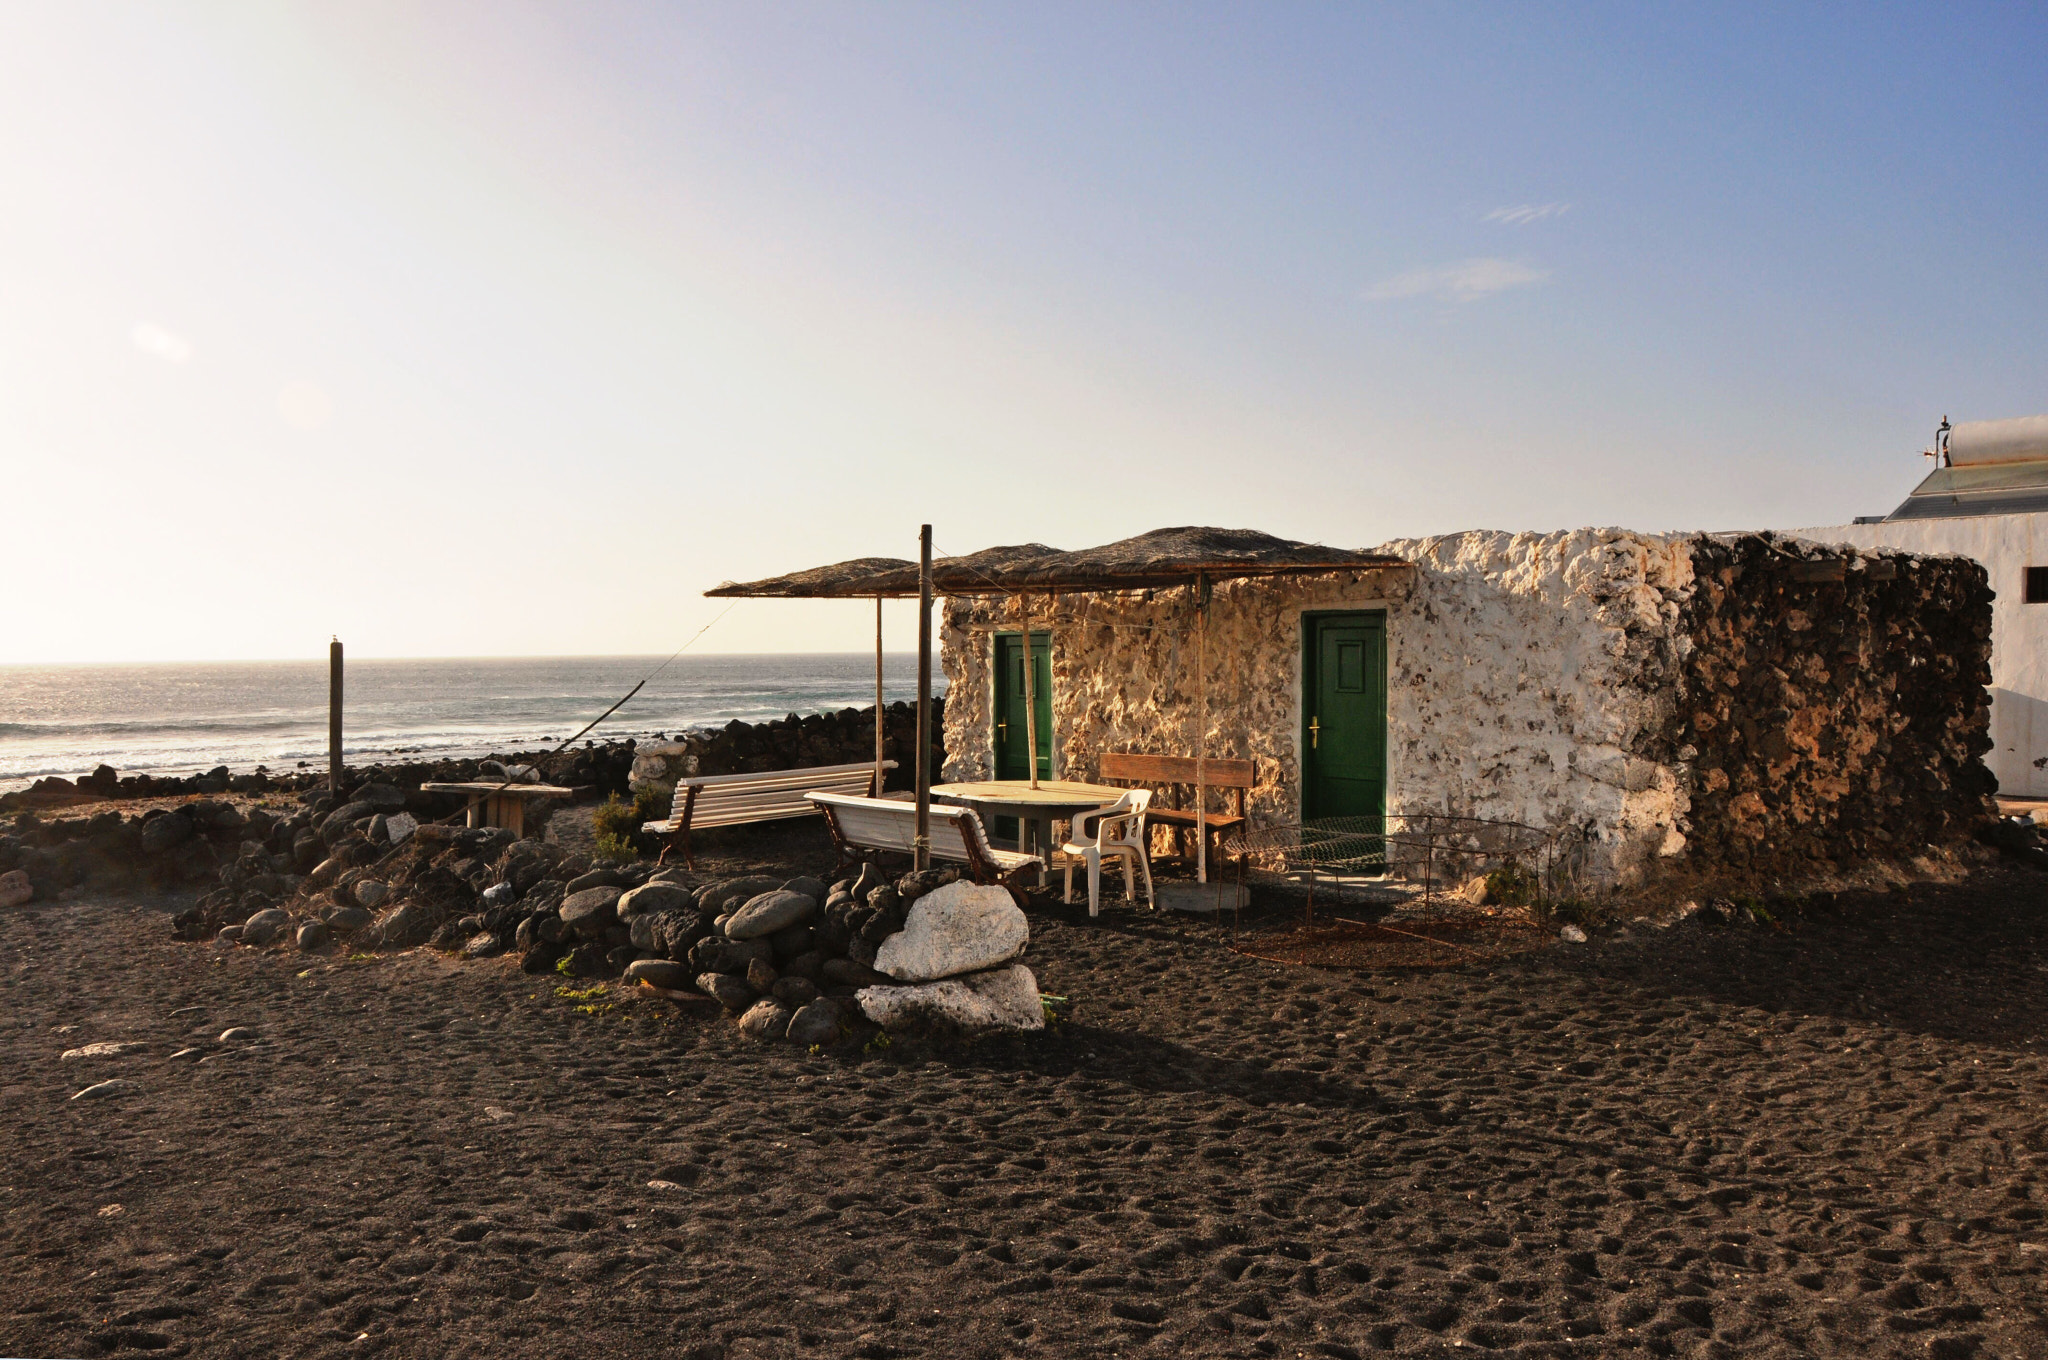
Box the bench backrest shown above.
[804,791,995,867]
[1097,752,1255,789]
[665,761,893,831]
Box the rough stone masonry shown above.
[941,529,1994,889]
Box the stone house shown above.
[714,526,1996,889]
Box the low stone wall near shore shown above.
[628,699,944,800]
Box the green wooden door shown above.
[1303,612,1387,822]
[994,632,1052,783]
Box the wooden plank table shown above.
[930,779,1126,886]
[419,781,576,838]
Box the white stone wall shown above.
[1791,513,2048,797]
[941,528,1700,885]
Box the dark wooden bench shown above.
[1096,752,1255,865]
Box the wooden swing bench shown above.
[642,760,893,867]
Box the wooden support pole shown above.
[1019,592,1039,789]
[328,637,344,801]
[874,596,887,796]
[915,525,933,871]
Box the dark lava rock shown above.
[463,932,506,961]
[821,957,890,988]
[690,935,771,975]
[326,904,375,937]
[560,886,624,939]
[296,920,330,951]
[771,976,820,1008]
[780,875,827,900]
[895,868,956,903]
[782,950,826,984]
[787,997,852,1047]
[240,908,290,948]
[698,874,782,915]
[745,957,779,993]
[353,782,407,813]
[564,942,609,977]
[770,923,815,958]
[604,944,637,974]
[139,814,194,854]
[520,941,564,974]
[697,972,755,1012]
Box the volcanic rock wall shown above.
[1669,535,1996,875]
[941,530,1994,887]
[629,701,943,800]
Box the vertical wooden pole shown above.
[328,636,344,801]
[1019,592,1039,789]
[1195,579,1208,885]
[914,525,933,871]
[874,596,886,795]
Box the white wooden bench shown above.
[804,791,1044,898]
[643,760,894,867]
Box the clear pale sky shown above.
[4,3,2044,662]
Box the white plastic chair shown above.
[1060,788,1154,916]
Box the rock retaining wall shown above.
[1669,535,1996,875]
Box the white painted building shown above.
[1794,415,2048,797]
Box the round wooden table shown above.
[929,779,1127,884]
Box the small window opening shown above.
[2027,567,2048,604]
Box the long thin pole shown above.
[328,637,344,800]
[915,525,933,871]
[1195,579,1208,885]
[1019,592,1040,789]
[874,596,886,794]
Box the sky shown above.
[3,2,2045,662]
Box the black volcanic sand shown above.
[4,834,2047,1359]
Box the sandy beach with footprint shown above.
[3,826,2045,1359]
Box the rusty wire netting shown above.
[1219,813,1587,971]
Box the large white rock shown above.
[874,880,1027,982]
[858,963,1045,1033]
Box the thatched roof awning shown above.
[705,527,1412,598]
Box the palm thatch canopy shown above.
[705,527,1411,598]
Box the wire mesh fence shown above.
[1219,813,1589,970]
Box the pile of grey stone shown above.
[607,864,1044,1044]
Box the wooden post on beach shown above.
[328,637,344,800]
[874,596,887,795]
[914,525,933,871]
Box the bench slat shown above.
[1097,752,1254,787]
[674,761,893,792]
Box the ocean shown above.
[0,654,947,793]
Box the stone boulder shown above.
[724,889,817,940]
[697,972,755,1012]
[296,920,330,950]
[697,875,782,915]
[353,879,390,909]
[560,886,624,939]
[326,904,375,937]
[617,881,694,921]
[625,958,693,991]
[0,869,32,909]
[787,997,854,1047]
[858,963,1045,1034]
[353,782,407,813]
[240,908,291,948]
[873,880,1028,982]
[375,901,437,948]
[737,999,794,1040]
[139,813,194,854]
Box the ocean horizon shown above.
[0,654,947,793]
